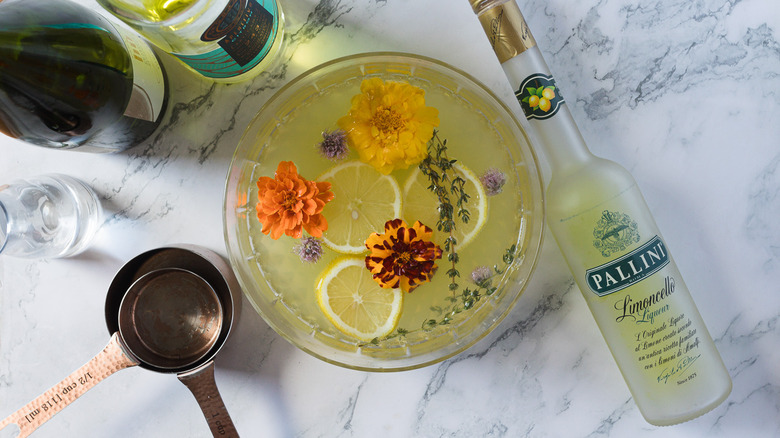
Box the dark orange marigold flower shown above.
[365,219,443,292]
[256,161,334,240]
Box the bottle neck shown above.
[502,49,593,172]
[472,0,594,173]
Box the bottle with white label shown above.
[469,0,731,426]
[0,0,168,153]
[97,0,285,83]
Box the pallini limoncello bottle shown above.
[469,0,731,426]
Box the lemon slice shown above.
[318,161,402,254]
[316,257,403,341]
[402,162,488,251]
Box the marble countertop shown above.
[2,0,779,436]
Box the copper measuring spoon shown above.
[0,245,240,437]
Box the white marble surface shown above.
[2,0,779,436]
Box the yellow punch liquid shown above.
[242,75,529,343]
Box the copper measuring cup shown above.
[0,245,241,437]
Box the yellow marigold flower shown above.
[365,219,443,292]
[337,78,440,175]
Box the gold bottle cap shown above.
[468,0,499,15]
[469,0,537,63]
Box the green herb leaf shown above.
[421,130,473,292]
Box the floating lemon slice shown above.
[402,162,488,251]
[318,161,402,254]
[316,257,403,341]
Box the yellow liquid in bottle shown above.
[546,158,732,426]
[472,0,732,425]
[105,0,197,22]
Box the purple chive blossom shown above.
[471,266,492,287]
[294,236,324,263]
[479,168,507,196]
[318,129,349,161]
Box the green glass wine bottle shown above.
[469,0,731,426]
[0,0,168,152]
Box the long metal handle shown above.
[0,333,138,437]
[178,361,239,438]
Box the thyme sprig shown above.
[422,244,516,331]
[362,244,518,346]
[419,130,471,291]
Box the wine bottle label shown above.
[515,73,565,120]
[115,27,166,123]
[475,0,536,63]
[174,0,280,79]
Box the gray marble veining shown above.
[1,0,778,436]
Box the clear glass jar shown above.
[0,174,103,258]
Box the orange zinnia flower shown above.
[365,219,443,292]
[256,161,334,240]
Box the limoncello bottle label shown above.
[586,234,670,296]
[174,0,280,79]
[555,187,706,390]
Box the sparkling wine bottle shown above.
[0,0,168,153]
[97,0,285,82]
[469,0,731,426]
